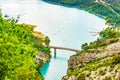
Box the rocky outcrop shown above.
[33,31,51,64]
[68,39,120,70]
[35,51,50,64]
[115,71,120,80]
[68,53,96,70]
[63,38,120,80]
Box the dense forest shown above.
[0,11,51,80]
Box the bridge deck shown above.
[48,45,80,52]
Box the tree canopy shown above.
[0,12,50,80]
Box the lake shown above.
[0,0,107,80]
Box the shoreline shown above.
[42,0,106,19]
[42,0,108,25]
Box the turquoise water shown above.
[0,0,107,80]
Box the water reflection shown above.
[40,62,50,76]
[54,53,57,59]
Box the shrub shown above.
[77,73,85,80]
[111,54,120,68]
[98,70,106,76]
[103,76,112,80]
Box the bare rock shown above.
[115,71,120,80]
[35,51,50,64]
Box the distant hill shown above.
[104,0,120,4]
[43,0,120,26]
[98,0,120,14]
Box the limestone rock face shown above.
[68,53,96,70]
[63,38,120,80]
[35,51,50,64]
[115,71,120,80]
[68,40,120,70]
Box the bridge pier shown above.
[54,48,56,53]
[54,48,56,59]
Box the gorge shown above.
[1,0,120,80]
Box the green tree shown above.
[44,36,50,46]
[81,43,89,50]
[0,13,50,80]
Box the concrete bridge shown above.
[48,45,80,53]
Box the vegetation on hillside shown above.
[81,26,120,52]
[66,54,120,80]
[0,12,51,80]
[42,0,120,26]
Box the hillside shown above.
[42,0,120,80]
[62,26,120,79]
[0,12,51,80]
[63,37,120,80]
[42,0,120,26]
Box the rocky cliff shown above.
[62,38,120,80]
